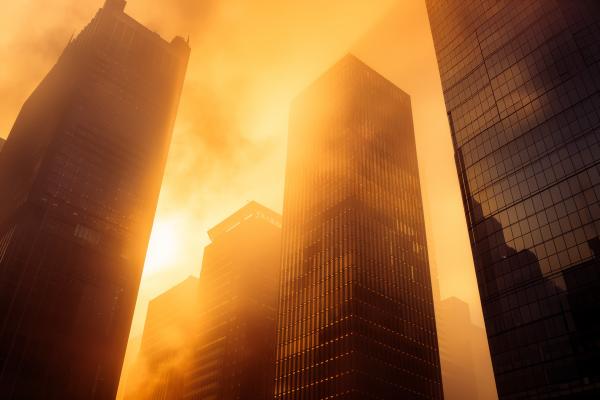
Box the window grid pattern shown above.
[427,0,600,398]
[0,5,189,399]
[275,55,442,400]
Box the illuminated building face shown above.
[275,54,443,400]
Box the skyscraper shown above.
[275,54,443,399]
[128,202,282,400]
[184,201,282,399]
[126,277,200,400]
[437,297,497,400]
[0,1,189,398]
[426,1,600,397]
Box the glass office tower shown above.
[437,297,497,400]
[426,1,600,398]
[126,277,200,400]
[126,202,282,400]
[0,1,189,398]
[275,54,443,400]
[184,202,282,400]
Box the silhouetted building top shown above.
[0,1,189,398]
[129,202,282,399]
[186,202,281,400]
[0,137,5,153]
[438,298,478,400]
[276,54,443,399]
[426,0,600,397]
[186,201,282,400]
[104,0,126,12]
[438,297,497,400]
[208,200,282,240]
[142,276,201,365]
[126,277,200,400]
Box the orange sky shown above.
[0,0,484,344]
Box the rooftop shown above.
[208,201,281,241]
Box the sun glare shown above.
[143,219,180,277]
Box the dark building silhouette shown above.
[126,277,200,400]
[116,334,141,400]
[469,314,499,400]
[437,297,497,400]
[128,202,282,399]
[426,2,600,396]
[185,201,282,399]
[437,298,476,400]
[0,1,189,398]
[0,138,5,154]
[275,54,443,399]
[562,238,600,391]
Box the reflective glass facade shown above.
[275,55,443,399]
[426,1,600,398]
[0,1,189,398]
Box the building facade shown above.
[126,277,200,400]
[275,54,443,399]
[127,203,283,400]
[437,297,497,400]
[426,0,600,398]
[0,1,189,398]
[183,201,282,399]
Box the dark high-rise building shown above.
[0,1,189,398]
[275,54,443,399]
[437,297,497,400]
[426,1,600,398]
[437,298,477,400]
[184,201,282,400]
[128,202,282,400]
[126,277,200,400]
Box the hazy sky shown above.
[0,0,484,342]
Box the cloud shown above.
[1,0,410,394]
[3,2,497,398]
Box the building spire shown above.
[104,0,126,12]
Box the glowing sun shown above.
[143,219,180,277]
